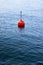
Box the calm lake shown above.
[0,11,43,65]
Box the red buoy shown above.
[18,20,25,28]
[18,11,25,28]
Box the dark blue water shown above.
[0,13,43,65]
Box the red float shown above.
[18,11,25,28]
[18,20,25,28]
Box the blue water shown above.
[0,12,43,65]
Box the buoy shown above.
[18,20,25,28]
[18,11,25,28]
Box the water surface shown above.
[0,12,43,65]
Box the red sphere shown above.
[18,20,25,28]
